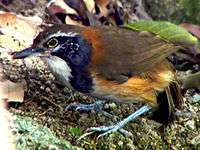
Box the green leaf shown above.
[125,21,198,50]
[69,127,83,136]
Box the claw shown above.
[87,125,114,132]
[78,127,132,141]
[77,131,96,141]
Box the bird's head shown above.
[13,25,94,91]
[13,25,92,68]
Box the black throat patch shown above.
[51,35,93,93]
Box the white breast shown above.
[41,56,73,88]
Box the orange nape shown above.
[81,27,105,65]
[91,61,175,106]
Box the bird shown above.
[12,24,183,137]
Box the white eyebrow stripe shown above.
[48,31,79,39]
[46,0,56,8]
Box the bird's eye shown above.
[47,38,58,48]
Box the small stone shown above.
[45,80,52,86]
[185,119,196,130]
[104,104,109,109]
[48,145,58,150]
[191,135,200,146]
[188,105,195,113]
[192,94,200,103]
[118,141,123,146]
[45,87,51,93]
[41,101,48,107]
[9,74,15,79]
[40,86,45,90]
[48,74,54,79]
[105,103,117,109]
[82,95,88,100]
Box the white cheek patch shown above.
[41,56,72,87]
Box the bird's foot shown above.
[78,105,152,140]
[65,100,105,112]
[78,127,133,141]
[86,125,133,139]
[65,101,113,117]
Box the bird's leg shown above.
[79,105,152,139]
[65,100,105,112]
[65,101,114,118]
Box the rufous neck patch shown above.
[81,27,105,65]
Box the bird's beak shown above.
[12,48,44,59]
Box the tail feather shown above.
[150,81,183,124]
[169,81,183,109]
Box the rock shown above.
[192,94,200,103]
[185,119,196,130]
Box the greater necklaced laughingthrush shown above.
[13,24,184,137]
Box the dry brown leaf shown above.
[0,79,25,102]
[0,67,25,102]
[0,35,26,52]
[47,0,83,25]
[83,0,95,13]
[47,0,79,15]
[0,12,42,102]
[46,0,126,26]
[95,0,111,16]
[47,0,97,26]
[180,23,200,39]
[65,15,83,26]
[0,11,41,33]
[0,11,42,51]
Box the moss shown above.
[14,115,83,150]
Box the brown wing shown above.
[82,26,181,82]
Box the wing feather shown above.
[88,26,180,81]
